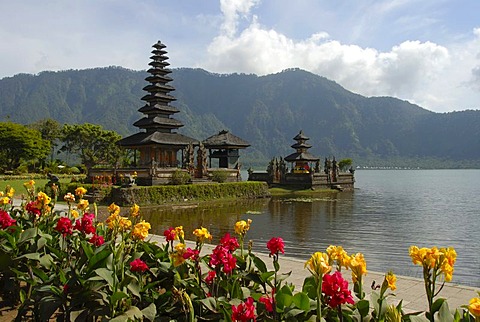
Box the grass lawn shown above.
[0,178,71,197]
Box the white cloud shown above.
[202,2,480,112]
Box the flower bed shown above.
[1,182,479,321]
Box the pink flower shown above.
[183,247,200,260]
[55,217,73,236]
[220,233,240,252]
[266,237,285,256]
[89,234,105,246]
[322,271,355,308]
[130,258,149,273]
[232,297,256,321]
[209,245,237,274]
[205,270,216,285]
[0,210,16,229]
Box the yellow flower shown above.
[37,192,51,206]
[23,180,35,188]
[469,297,480,318]
[108,203,120,216]
[6,187,14,198]
[305,252,332,278]
[71,210,79,219]
[234,219,252,235]
[64,192,75,203]
[77,199,89,211]
[349,253,368,284]
[75,187,88,198]
[106,213,119,229]
[0,197,10,205]
[193,226,213,243]
[326,245,350,269]
[175,226,185,241]
[170,243,187,266]
[385,271,397,291]
[132,220,151,240]
[118,217,132,231]
[130,204,140,217]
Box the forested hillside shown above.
[1,67,479,168]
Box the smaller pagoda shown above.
[284,130,319,172]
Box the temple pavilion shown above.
[203,130,250,169]
[116,41,197,185]
[284,130,319,173]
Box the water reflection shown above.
[140,175,480,288]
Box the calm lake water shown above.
[142,170,480,288]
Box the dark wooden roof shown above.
[133,116,183,129]
[284,152,319,162]
[291,142,312,149]
[138,104,179,114]
[203,130,250,149]
[118,132,198,147]
[293,130,309,141]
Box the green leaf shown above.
[37,236,47,250]
[39,254,53,269]
[110,291,128,307]
[437,300,454,322]
[356,299,370,317]
[87,248,111,271]
[432,298,446,315]
[199,297,218,312]
[302,276,318,299]
[409,315,431,322]
[127,280,141,298]
[31,266,49,282]
[18,228,37,245]
[94,267,114,286]
[293,292,311,311]
[253,255,268,273]
[15,252,41,261]
[141,303,157,321]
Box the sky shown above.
[1,0,479,113]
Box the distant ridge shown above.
[1,67,479,168]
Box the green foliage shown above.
[338,158,353,172]
[113,181,271,206]
[0,122,50,172]
[170,170,191,185]
[60,123,124,171]
[210,170,229,183]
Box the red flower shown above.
[0,210,16,229]
[259,295,274,313]
[205,270,216,285]
[74,213,96,235]
[25,201,41,216]
[322,271,355,308]
[220,233,240,252]
[130,258,149,273]
[266,237,285,256]
[183,247,200,260]
[209,245,237,274]
[163,227,176,242]
[89,234,105,246]
[55,217,73,236]
[232,297,256,321]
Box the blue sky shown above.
[1,0,479,113]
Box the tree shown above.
[0,122,50,172]
[30,118,62,164]
[60,123,123,172]
[338,158,353,172]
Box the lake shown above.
[141,170,480,288]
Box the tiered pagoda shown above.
[117,41,197,185]
[284,130,319,172]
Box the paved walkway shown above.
[149,236,479,313]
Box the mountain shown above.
[1,67,479,168]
